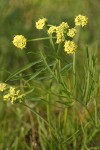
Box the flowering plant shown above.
[1,14,100,150]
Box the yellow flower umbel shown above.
[0,83,7,92]
[36,18,47,30]
[47,25,56,34]
[56,22,69,43]
[3,86,23,104]
[12,35,27,49]
[67,28,77,38]
[75,15,88,27]
[64,40,77,54]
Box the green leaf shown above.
[56,100,75,106]
[60,63,72,74]
[5,60,43,82]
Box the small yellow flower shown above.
[9,87,16,95]
[36,18,47,30]
[56,22,69,43]
[3,86,23,104]
[56,32,65,44]
[3,93,10,100]
[0,83,7,92]
[64,40,77,54]
[58,22,69,32]
[47,26,56,34]
[12,35,27,49]
[75,15,88,27]
[67,28,77,38]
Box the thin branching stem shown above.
[27,37,56,42]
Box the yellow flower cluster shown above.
[67,28,77,38]
[3,86,23,104]
[64,41,77,54]
[75,14,88,27]
[36,18,47,30]
[12,35,27,49]
[47,26,56,34]
[0,82,23,104]
[0,83,7,92]
[48,22,69,43]
[56,22,69,43]
[47,15,88,54]
[12,14,88,54]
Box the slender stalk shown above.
[28,37,56,42]
[94,98,98,127]
[49,35,56,51]
[40,50,58,81]
[84,71,90,103]
[72,27,80,96]
[63,108,68,133]
[73,52,76,96]
[57,43,61,56]
[72,28,80,149]
[47,94,51,133]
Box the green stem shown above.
[94,98,98,127]
[84,71,89,103]
[40,50,58,81]
[73,52,76,95]
[28,37,56,42]
[72,26,80,96]
[57,43,61,55]
[63,108,68,132]
[47,94,51,132]
[49,35,56,51]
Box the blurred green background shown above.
[0,0,100,81]
[0,0,100,149]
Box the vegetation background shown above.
[0,0,100,149]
